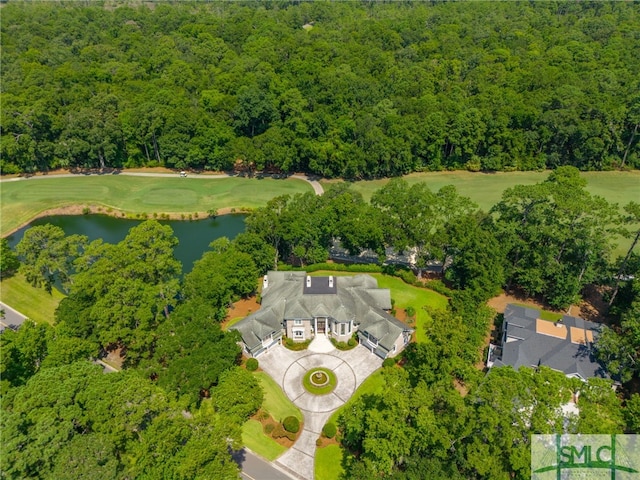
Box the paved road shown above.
[232,448,295,480]
[0,302,27,331]
[0,171,325,195]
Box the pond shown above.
[6,214,247,273]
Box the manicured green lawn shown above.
[373,274,449,343]
[241,419,287,461]
[329,170,640,212]
[310,271,449,343]
[0,273,64,324]
[254,372,303,422]
[241,373,302,460]
[1,175,312,236]
[315,444,345,480]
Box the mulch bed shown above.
[251,411,302,448]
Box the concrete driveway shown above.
[257,341,382,480]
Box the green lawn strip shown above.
[513,303,563,322]
[327,369,386,426]
[254,372,303,422]
[303,368,337,395]
[1,175,312,236]
[0,273,64,324]
[315,444,345,480]
[241,419,287,461]
[330,171,640,211]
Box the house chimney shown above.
[306,275,311,288]
[263,275,269,289]
[329,276,334,288]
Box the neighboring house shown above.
[231,271,414,359]
[328,239,446,275]
[488,304,608,380]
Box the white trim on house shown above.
[262,333,274,347]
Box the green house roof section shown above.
[231,271,413,351]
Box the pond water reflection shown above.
[6,214,247,273]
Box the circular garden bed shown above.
[302,367,337,395]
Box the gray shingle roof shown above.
[495,304,607,379]
[231,271,412,351]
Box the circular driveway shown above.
[255,343,382,479]
[282,353,356,413]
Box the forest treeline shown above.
[1,1,639,177]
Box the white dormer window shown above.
[294,319,302,326]
[306,276,311,287]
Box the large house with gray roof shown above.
[488,304,608,380]
[231,271,413,359]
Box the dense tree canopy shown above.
[1,362,242,480]
[597,267,640,383]
[339,360,624,480]
[144,301,241,406]
[182,237,259,319]
[15,224,87,293]
[56,220,181,364]
[0,238,19,278]
[2,220,262,477]
[0,320,96,394]
[492,166,619,308]
[2,2,639,176]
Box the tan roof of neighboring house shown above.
[570,326,585,344]
[536,318,567,339]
